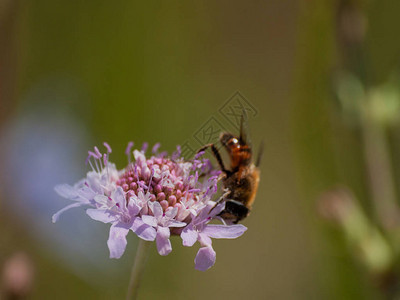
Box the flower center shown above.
[116,157,197,211]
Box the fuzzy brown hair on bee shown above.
[197,116,262,224]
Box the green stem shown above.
[361,116,399,229]
[126,240,151,300]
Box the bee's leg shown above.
[209,189,230,214]
[197,144,229,174]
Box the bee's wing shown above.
[255,140,264,167]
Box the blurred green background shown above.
[2,0,400,299]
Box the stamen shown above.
[138,181,148,190]
[201,159,213,173]
[208,175,219,182]
[85,153,91,165]
[194,171,199,185]
[185,175,193,186]
[88,150,99,159]
[97,149,105,171]
[152,143,161,154]
[148,168,155,190]
[125,141,134,163]
[103,153,109,179]
[195,151,205,159]
[94,146,102,158]
[89,159,97,173]
[191,159,201,171]
[103,142,112,153]
[87,151,99,172]
[89,150,101,173]
[201,186,211,200]
[141,142,148,153]
[171,145,181,161]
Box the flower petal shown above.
[52,202,84,223]
[167,220,186,228]
[195,246,216,271]
[202,224,247,239]
[198,232,212,247]
[156,226,171,256]
[141,215,158,227]
[149,201,163,219]
[131,218,156,241]
[94,195,109,206]
[181,225,198,247]
[86,172,103,194]
[86,208,117,224]
[165,206,178,219]
[107,222,129,259]
[54,184,79,199]
[77,186,96,202]
[127,198,141,215]
[196,202,215,221]
[113,187,126,209]
[208,201,226,218]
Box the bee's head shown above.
[220,132,234,146]
[219,133,242,152]
[220,132,252,169]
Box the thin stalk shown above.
[126,240,151,300]
[361,116,399,230]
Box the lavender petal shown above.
[127,198,141,216]
[52,202,85,223]
[202,224,247,239]
[156,226,172,256]
[86,208,117,224]
[167,220,187,228]
[54,184,79,199]
[194,246,216,271]
[131,218,157,241]
[149,201,163,219]
[113,187,126,209]
[198,232,212,247]
[181,225,198,247]
[141,215,158,227]
[107,222,130,259]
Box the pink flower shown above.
[53,141,248,270]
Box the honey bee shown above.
[198,116,262,223]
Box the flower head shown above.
[53,141,247,270]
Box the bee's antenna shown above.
[197,144,229,175]
[255,140,264,167]
[239,113,248,144]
